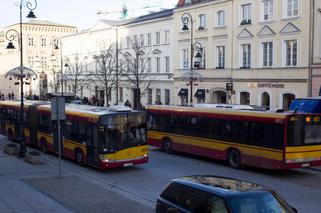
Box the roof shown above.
[173,176,267,197]
[99,19,133,27]
[7,20,76,28]
[147,105,290,119]
[123,9,173,25]
[177,0,217,8]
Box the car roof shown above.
[172,176,269,197]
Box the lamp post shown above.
[181,13,203,106]
[5,0,37,157]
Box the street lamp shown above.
[181,13,203,106]
[4,0,38,157]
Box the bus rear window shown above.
[287,115,321,146]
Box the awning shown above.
[178,88,188,96]
[194,89,205,98]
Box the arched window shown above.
[198,14,206,30]
[261,92,270,109]
[283,93,295,110]
[217,10,225,27]
[240,92,250,105]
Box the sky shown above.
[1,0,178,30]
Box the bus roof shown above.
[193,103,254,110]
[147,105,291,119]
[0,100,47,108]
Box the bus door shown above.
[29,105,39,145]
[86,124,100,167]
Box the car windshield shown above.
[227,191,295,213]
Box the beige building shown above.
[0,20,77,99]
[173,0,321,110]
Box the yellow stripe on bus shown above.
[102,145,149,161]
[148,131,283,161]
[286,146,321,161]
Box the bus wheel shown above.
[227,150,241,169]
[75,149,85,166]
[41,140,48,153]
[162,139,172,154]
[8,130,14,142]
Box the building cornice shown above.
[175,0,231,13]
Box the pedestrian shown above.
[8,93,11,100]
[125,99,132,108]
[11,92,14,100]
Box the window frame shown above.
[240,44,251,68]
[198,14,206,30]
[216,46,225,69]
[241,4,252,25]
[217,10,225,27]
[262,41,273,67]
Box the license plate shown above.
[302,163,310,167]
[123,163,133,167]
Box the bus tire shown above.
[227,149,241,169]
[75,149,85,166]
[41,139,48,153]
[162,139,172,154]
[8,129,14,142]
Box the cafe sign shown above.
[248,83,284,89]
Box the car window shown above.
[228,191,293,213]
[207,196,229,213]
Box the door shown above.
[86,124,100,167]
[28,105,39,145]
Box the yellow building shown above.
[173,0,321,110]
[0,20,77,99]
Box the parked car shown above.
[156,176,297,213]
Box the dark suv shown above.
[156,176,297,213]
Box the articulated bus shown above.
[147,105,321,169]
[0,101,148,169]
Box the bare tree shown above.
[121,38,153,109]
[64,55,88,96]
[90,44,116,106]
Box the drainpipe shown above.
[308,0,315,97]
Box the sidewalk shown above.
[0,139,70,213]
[0,136,153,213]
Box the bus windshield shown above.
[100,113,146,153]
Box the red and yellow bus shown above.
[0,101,148,169]
[147,105,321,169]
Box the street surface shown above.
[1,134,321,212]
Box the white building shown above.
[62,9,175,107]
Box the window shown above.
[285,40,297,66]
[41,57,47,69]
[241,44,251,68]
[140,34,144,46]
[262,42,273,67]
[148,89,152,105]
[241,4,251,25]
[182,49,189,69]
[147,57,152,72]
[28,37,34,46]
[198,14,206,30]
[119,87,123,102]
[126,36,130,48]
[165,56,170,73]
[134,35,138,45]
[263,0,274,21]
[165,89,170,105]
[217,46,225,68]
[28,56,34,66]
[156,57,160,73]
[217,10,225,27]
[164,30,170,44]
[287,0,299,17]
[199,47,206,69]
[156,89,161,104]
[41,38,46,47]
[155,32,160,45]
[147,33,151,46]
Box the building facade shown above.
[173,0,321,110]
[62,9,175,107]
[0,20,77,99]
